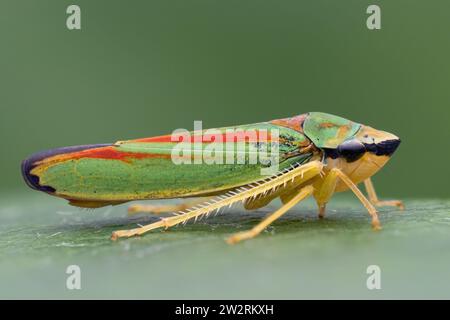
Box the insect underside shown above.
[112,161,323,243]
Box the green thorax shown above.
[302,112,361,149]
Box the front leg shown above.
[314,169,381,230]
[364,178,404,210]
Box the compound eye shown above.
[337,139,366,162]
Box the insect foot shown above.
[111,230,136,240]
[371,217,382,231]
[226,231,256,245]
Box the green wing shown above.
[30,122,313,203]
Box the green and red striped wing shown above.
[22,121,313,206]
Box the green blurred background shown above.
[0,0,449,197]
[0,0,450,300]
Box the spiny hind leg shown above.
[111,160,324,241]
[127,198,212,215]
[112,212,183,240]
[226,185,314,244]
[113,199,223,240]
[364,178,404,210]
[315,169,381,230]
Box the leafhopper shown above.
[22,112,403,244]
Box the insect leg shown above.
[279,187,300,204]
[280,185,322,215]
[318,204,326,219]
[127,198,213,215]
[364,178,404,210]
[313,169,339,219]
[315,169,381,230]
[226,185,314,244]
[243,191,278,210]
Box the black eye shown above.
[337,139,366,162]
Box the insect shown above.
[21,112,404,244]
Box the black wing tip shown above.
[21,143,112,193]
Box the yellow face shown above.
[325,153,391,191]
[324,125,400,191]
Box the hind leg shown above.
[226,185,314,244]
